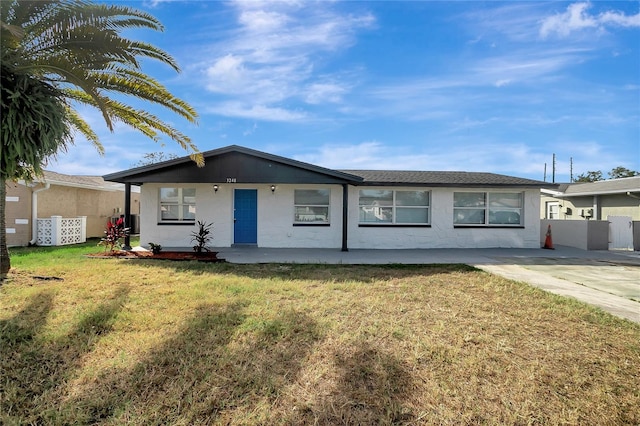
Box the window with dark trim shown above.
[294,189,330,223]
[454,192,523,226]
[159,187,196,222]
[359,190,430,224]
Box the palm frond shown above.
[65,88,203,166]
[89,68,198,122]
[2,0,202,181]
[65,106,103,154]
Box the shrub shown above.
[191,221,213,253]
[148,242,162,254]
[98,221,129,252]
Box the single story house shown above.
[103,145,553,250]
[540,176,640,251]
[541,176,640,221]
[4,171,140,247]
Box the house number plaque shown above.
[226,178,237,183]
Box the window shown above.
[159,187,196,222]
[294,189,330,223]
[359,190,430,225]
[454,192,523,226]
[546,202,560,219]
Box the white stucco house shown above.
[103,145,553,250]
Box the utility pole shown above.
[570,157,573,182]
[552,153,556,183]
[543,163,547,182]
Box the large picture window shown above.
[454,192,523,226]
[294,189,330,223]
[159,187,196,222]
[359,190,430,225]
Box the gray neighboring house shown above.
[541,176,640,250]
[103,145,554,251]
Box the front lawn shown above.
[1,242,639,424]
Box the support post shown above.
[123,183,132,250]
[80,216,87,243]
[51,215,62,246]
[341,184,349,252]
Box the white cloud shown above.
[540,2,640,38]
[199,1,375,121]
[294,141,556,176]
[238,9,290,33]
[600,10,640,27]
[295,141,387,170]
[205,54,247,92]
[243,122,258,136]
[363,45,591,121]
[205,102,307,122]
[304,82,348,104]
[462,3,547,42]
[472,48,590,84]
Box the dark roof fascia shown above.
[103,145,364,184]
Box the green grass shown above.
[1,242,639,425]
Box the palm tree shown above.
[1,0,204,281]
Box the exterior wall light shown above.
[271,184,276,193]
[213,184,219,193]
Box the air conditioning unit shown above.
[581,208,593,218]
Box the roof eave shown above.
[562,189,640,197]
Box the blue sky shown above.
[49,0,640,182]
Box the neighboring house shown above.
[541,176,640,221]
[103,145,552,250]
[5,171,140,247]
[540,176,640,251]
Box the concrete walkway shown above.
[207,245,639,323]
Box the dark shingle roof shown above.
[103,145,553,188]
[339,170,551,187]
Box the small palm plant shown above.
[191,221,213,253]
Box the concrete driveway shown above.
[212,245,640,323]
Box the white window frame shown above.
[358,190,430,225]
[294,189,330,224]
[453,191,523,227]
[159,187,196,223]
[546,201,560,220]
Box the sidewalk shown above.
[210,245,639,323]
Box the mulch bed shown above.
[87,251,224,262]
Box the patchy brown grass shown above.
[1,251,639,425]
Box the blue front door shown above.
[234,189,257,244]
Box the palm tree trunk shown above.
[0,177,10,281]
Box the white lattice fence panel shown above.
[37,219,53,246]
[59,218,83,245]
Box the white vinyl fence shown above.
[608,215,634,251]
[37,216,87,246]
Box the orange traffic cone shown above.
[543,224,554,250]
